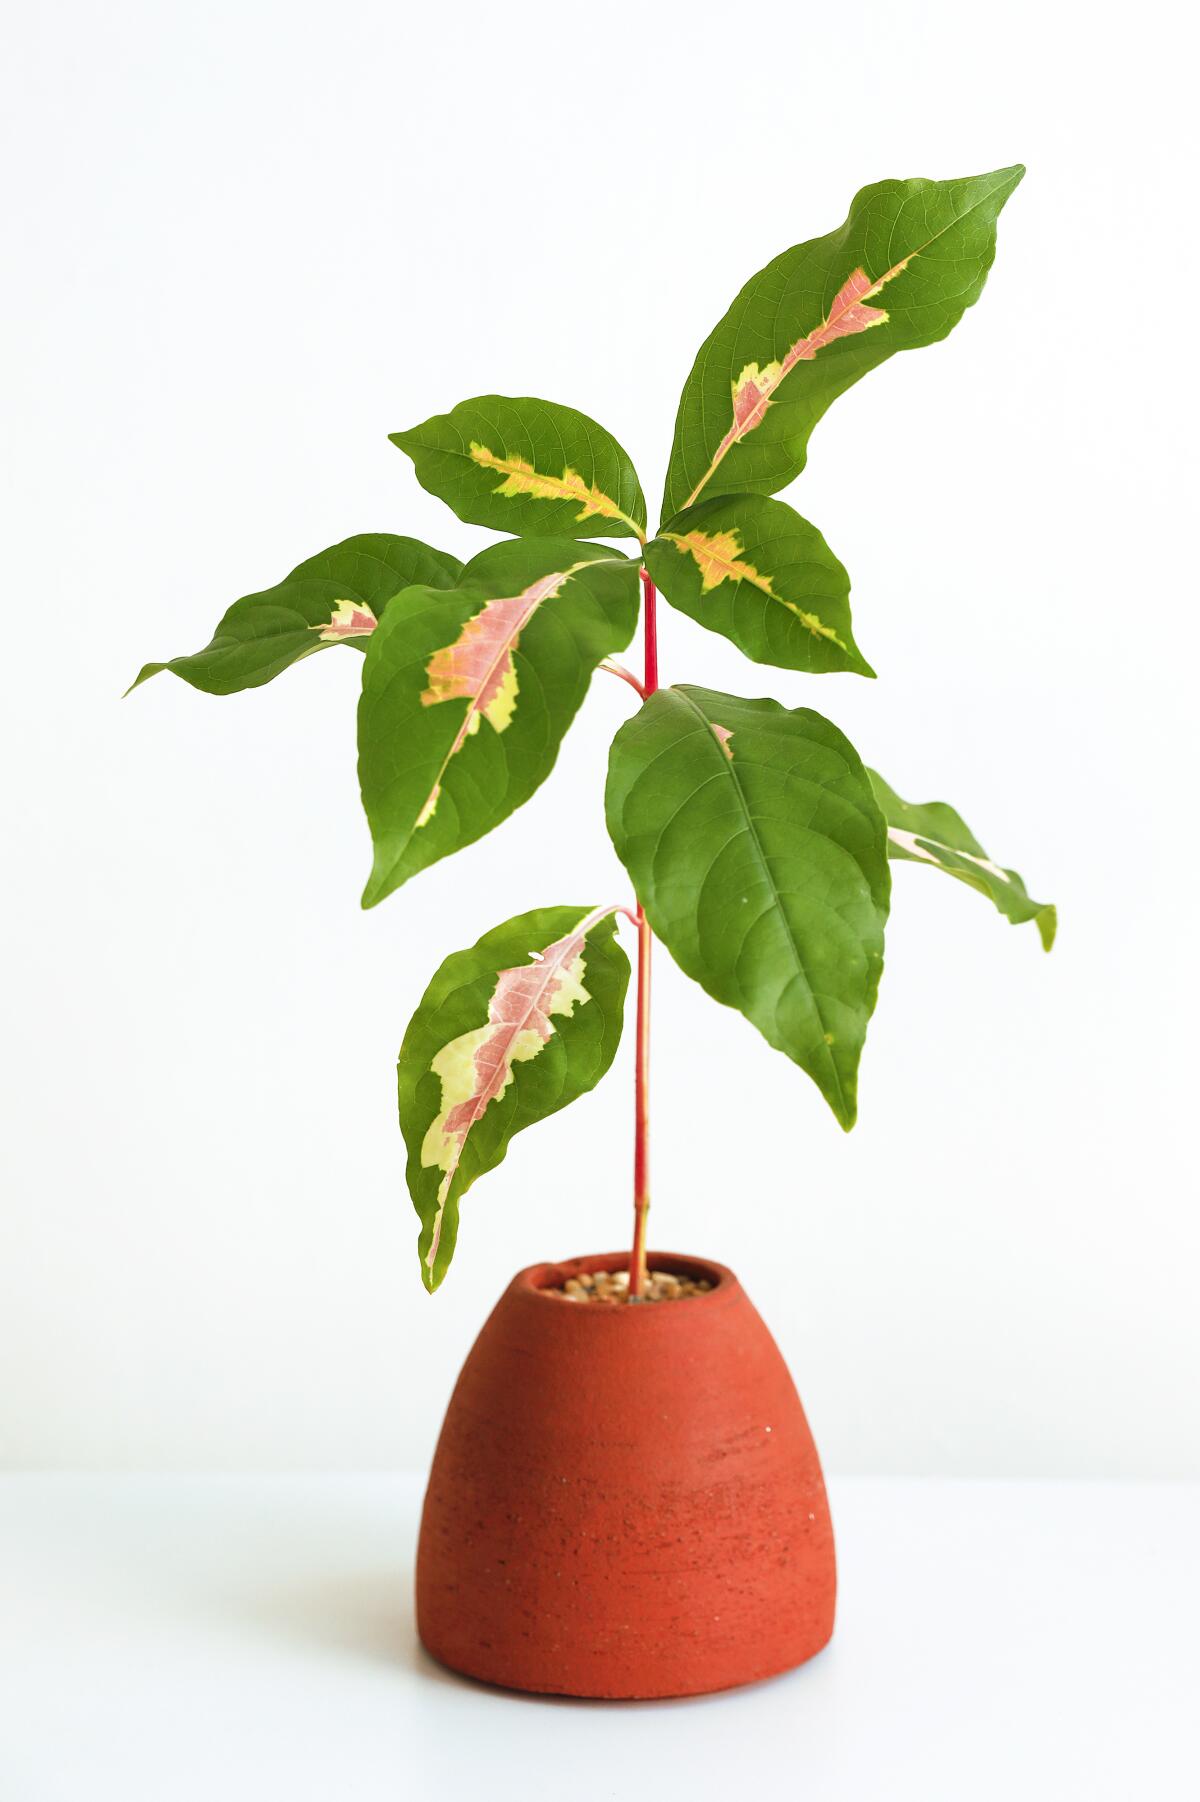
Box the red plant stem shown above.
[641,566,659,693]
[630,907,652,1297]
[629,569,659,1299]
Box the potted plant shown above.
[132,163,1052,1699]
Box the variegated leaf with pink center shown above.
[398,905,630,1291]
[662,166,1024,519]
[646,493,873,677]
[128,534,463,697]
[358,537,640,906]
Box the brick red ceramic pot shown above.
[416,1250,835,1698]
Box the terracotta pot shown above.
[416,1250,835,1698]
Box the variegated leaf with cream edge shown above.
[358,537,640,908]
[127,534,463,696]
[606,685,890,1129]
[391,395,647,542]
[399,905,630,1291]
[662,165,1024,520]
[646,493,872,677]
[868,769,1056,950]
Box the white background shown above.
[2,0,1196,1480]
[5,1475,1194,1801]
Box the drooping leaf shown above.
[645,493,872,677]
[606,685,889,1128]
[358,537,639,907]
[662,165,1024,519]
[128,534,463,696]
[390,395,647,541]
[399,904,630,1290]
[868,769,1055,950]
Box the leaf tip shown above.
[980,161,1025,191]
[1036,904,1057,953]
[990,162,1027,204]
[362,852,405,911]
[823,1068,858,1132]
[123,663,162,697]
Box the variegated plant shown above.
[134,165,1053,1294]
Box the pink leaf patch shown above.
[414,566,578,828]
[420,904,615,1266]
[312,598,379,641]
[780,266,896,368]
[688,259,908,506]
[423,578,563,731]
[711,723,734,760]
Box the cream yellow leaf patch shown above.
[468,443,645,540]
[663,526,848,650]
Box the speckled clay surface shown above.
[415,1250,836,1699]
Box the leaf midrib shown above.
[671,689,847,1113]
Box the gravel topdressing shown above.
[545,1269,714,1304]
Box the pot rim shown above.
[521,1249,737,1312]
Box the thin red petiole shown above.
[599,658,648,701]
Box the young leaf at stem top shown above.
[399,905,630,1291]
[662,165,1024,520]
[605,685,890,1129]
[391,395,647,542]
[358,537,640,908]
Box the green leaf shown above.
[606,685,889,1128]
[867,769,1056,950]
[399,904,630,1291]
[662,165,1024,519]
[128,533,463,696]
[359,537,640,908]
[646,493,872,677]
[390,395,647,541]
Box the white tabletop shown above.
[1,1475,1195,1800]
